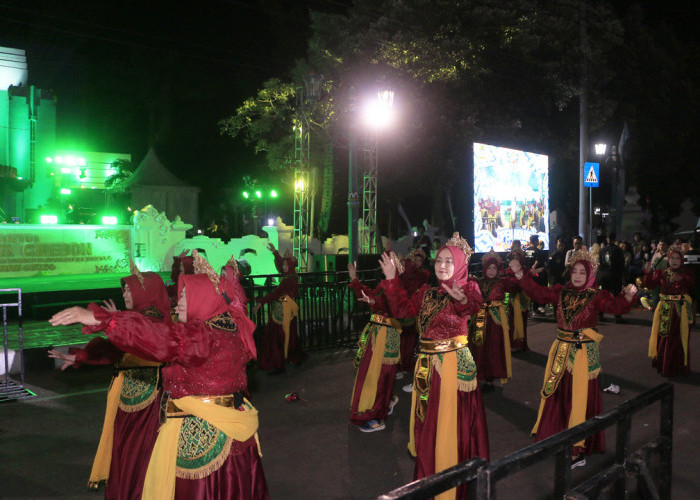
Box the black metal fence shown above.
[378,383,674,500]
[1,288,36,403]
[242,268,382,350]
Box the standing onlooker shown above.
[564,235,584,275]
[547,237,569,286]
[598,233,626,323]
[524,235,548,315]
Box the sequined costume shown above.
[256,250,304,371]
[469,274,511,382]
[384,238,489,500]
[517,255,634,456]
[398,257,429,372]
[643,251,695,376]
[75,271,170,499]
[349,278,402,425]
[504,250,530,351]
[86,272,268,500]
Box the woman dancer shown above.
[380,233,489,500]
[504,249,530,352]
[50,251,268,500]
[398,249,430,375]
[469,250,511,390]
[510,249,637,467]
[49,263,170,499]
[643,245,695,376]
[348,258,402,432]
[253,243,304,373]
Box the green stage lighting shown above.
[255,190,262,198]
[40,215,58,225]
[242,191,249,199]
[102,216,118,225]
[270,189,278,198]
[60,188,71,195]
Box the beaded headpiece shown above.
[446,232,473,262]
[223,254,240,278]
[408,248,427,261]
[129,259,145,289]
[482,248,502,269]
[569,248,598,273]
[193,250,221,293]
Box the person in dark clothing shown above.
[597,233,626,323]
[524,234,548,315]
[547,237,568,286]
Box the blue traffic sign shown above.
[584,162,600,187]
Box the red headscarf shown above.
[219,264,257,360]
[177,274,229,322]
[567,258,597,291]
[171,256,194,283]
[436,244,470,289]
[274,251,298,276]
[121,272,171,322]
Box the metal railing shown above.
[378,383,674,500]
[1,288,36,402]
[243,269,382,350]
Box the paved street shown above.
[1,309,699,499]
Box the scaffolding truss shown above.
[293,104,311,270]
[361,131,378,254]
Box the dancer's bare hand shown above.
[623,284,638,302]
[441,282,468,304]
[347,262,358,281]
[266,243,276,253]
[252,303,261,315]
[49,307,99,326]
[101,299,118,313]
[379,253,396,280]
[47,349,77,371]
[359,290,375,305]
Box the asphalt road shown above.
[1,309,699,499]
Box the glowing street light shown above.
[242,191,250,199]
[255,190,262,199]
[594,143,607,156]
[362,90,395,129]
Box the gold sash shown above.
[142,396,259,500]
[649,294,692,365]
[532,328,603,447]
[275,295,299,358]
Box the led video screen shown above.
[473,143,549,253]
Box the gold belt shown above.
[420,335,469,354]
[369,314,394,327]
[659,294,683,301]
[485,300,504,307]
[166,394,237,418]
[557,329,595,344]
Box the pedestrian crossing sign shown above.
[584,162,600,187]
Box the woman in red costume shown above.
[347,257,403,432]
[643,245,695,376]
[168,250,194,307]
[380,233,489,500]
[469,250,512,390]
[49,263,171,499]
[50,251,268,500]
[220,257,258,371]
[510,249,637,467]
[398,249,430,375]
[253,243,304,373]
[504,249,530,352]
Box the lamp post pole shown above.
[348,122,360,264]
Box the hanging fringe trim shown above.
[175,437,233,480]
[430,353,478,393]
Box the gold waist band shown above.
[484,300,505,307]
[659,294,683,301]
[369,314,394,327]
[166,394,237,418]
[557,329,596,343]
[420,335,469,354]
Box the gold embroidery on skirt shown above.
[119,367,160,413]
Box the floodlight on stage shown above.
[242,191,249,199]
[45,157,53,163]
[268,218,275,226]
[255,190,262,199]
[60,188,71,195]
[40,215,58,225]
[270,189,278,198]
[102,216,118,225]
